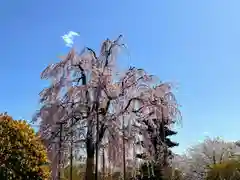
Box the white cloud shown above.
[61,31,80,47]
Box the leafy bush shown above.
[0,114,50,180]
[206,159,240,179]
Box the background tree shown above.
[136,117,179,179]
[172,137,240,180]
[0,113,50,180]
[159,120,179,160]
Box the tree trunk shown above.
[86,127,95,180]
[102,149,105,179]
[85,148,95,180]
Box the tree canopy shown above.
[0,114,50,180]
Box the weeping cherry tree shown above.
[33,35,180,180]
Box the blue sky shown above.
[1,0,240,154]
